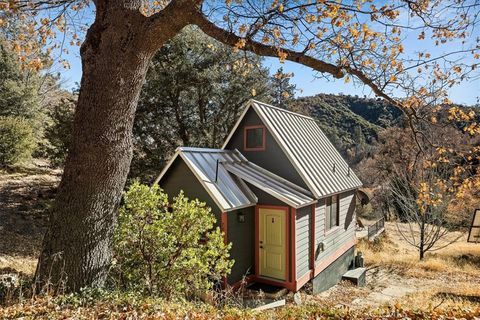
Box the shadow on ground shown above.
[0,164,60,258]
[434,292,480,303]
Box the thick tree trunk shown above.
[34,0,195,290]
[35,6,159,292]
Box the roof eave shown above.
[317,185,362,199]
[153,148,181,186]
[221,100,254,150]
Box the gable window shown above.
[244,125,266,151]
[325,194,339,232]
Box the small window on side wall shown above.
[244,125,265,151]
[325,194,339,232]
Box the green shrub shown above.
[0,116,35,165]
[112,182,232,299]
[42,98,75,167]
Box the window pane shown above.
[326,197,331,230]
[246,127,264,149]
[331,195,338,227]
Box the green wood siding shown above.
[227,207,255,284]
[159,158,221,221]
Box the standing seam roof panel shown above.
[199,152,250,208]
[269,110,328,194]
[179,150,256,211]
[259,105,332,196]
[251,101,362,198]
[300,118,336,195]
[157,147,319,211]
[222,162,315,208]
[226,163,308,202]
[254,105,317,194]
[281,112,334,195]
[301,119,347,194]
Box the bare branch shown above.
[191,11,345,79]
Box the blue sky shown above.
[55,11,479,106]
[58,46,479,106]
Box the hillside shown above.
[292,94,403,159]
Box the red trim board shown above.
[229,238,357,293]
[294,237,356,291]
[290,207,296,283]
[254,206,259,277]
[253,276,296,291]
[241,204,356,292]
[221,212,228,288]
[310,203,316,270]
[221,212,228,245]
[296,270,313,290]
[313,238,356,277]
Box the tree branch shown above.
[144,0,204,50]
[191,11,406,110]
[191,12,345,79]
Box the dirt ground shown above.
[1,163,479,310]
[301,222,480,309]
[0,161,60,276]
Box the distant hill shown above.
[292,94,403,161]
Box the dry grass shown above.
[1,164,479,315]
[399,283,480,311]
[0,256,37,276]
[358,222,480,277]
[0,161,60,278]
[356,222,480,309]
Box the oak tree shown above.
[2,0,479,291]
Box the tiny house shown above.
[156,100,362,293]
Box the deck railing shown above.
[367,217,385,240]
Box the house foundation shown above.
[312,246,355,294]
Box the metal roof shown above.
[155,147,257,212]
[222,100,363,198]
[155,147,316,211]
[222,151,316,208]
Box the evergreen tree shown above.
[132,28,272,181]
[270,67,296,109]
[0,41,41,125]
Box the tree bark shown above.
[35,2,186,291]
[419,219,426,260]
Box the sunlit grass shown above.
[357,222,480,309]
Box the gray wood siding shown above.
[225,108,308,189]
[314,190,356,266]
[227,207,255,284]
[295,205,311,278]
[159,158,221,220]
